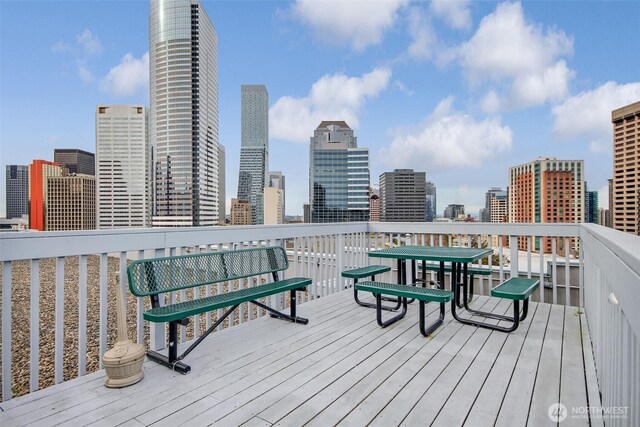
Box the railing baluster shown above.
[2,261,13,401]
[564,237,571,306]
[55,257,64,384]
[552,238,557,305]
[78,255,88,377]
[136,250,144,344]
[539,239,545,303]
[30,259,40,393]
[99,253,108,369]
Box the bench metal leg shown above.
[353,276,401,312]
[461,283,529,323]
[419,300,446,336]
[452,298,521,333]
[261,289,309,324]
[376,294,407,327]
[147,304,240,374]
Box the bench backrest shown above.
[127,246,289,297]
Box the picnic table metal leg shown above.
[451,295,521,333]
[419,300,446,336]
[353,276,401,311]
[376,294,407,327]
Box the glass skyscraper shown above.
[238,85,268,224]
[150,0,220,227]
[309,121,370,223]
[425,181,437,222]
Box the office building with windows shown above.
[150,0,220,227]
[47,174,96,231]
[29,160,63,231]
[6,165,29,219]
[379,169,426,222]
[444,204,465,220]
[509,157,585,252]
[54,148,95,176]
[611,100,640,235]
[238,85,269,224]
[230,198,251,225]
[96,105,150,229]
[309,121,369,223]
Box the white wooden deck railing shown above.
[1,222,638,423]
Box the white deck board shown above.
[0,290,599,427]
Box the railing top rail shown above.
[0,222,368,262]
[368,222,581,236]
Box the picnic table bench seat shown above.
[355,281,453,336]
[341,265,400,311]
[453,277,540,333]
[128,246,311,374]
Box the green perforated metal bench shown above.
[452,277,540,333]
[355,281,453,336]
[128,246,311,374]
[341,265,400,311]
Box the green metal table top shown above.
[369,245,493,263]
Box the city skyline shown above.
[2,1,640,216]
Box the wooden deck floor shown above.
[0,291,602,426]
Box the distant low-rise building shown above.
[263,186,284,224]
[444,204,465,220]
[230,198,252,225]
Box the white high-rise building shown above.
[150,0,219,227]
[96,105,150,229]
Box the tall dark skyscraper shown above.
[309,121,369,223]
[5,165,29,219]
[54,148,95,175]
[238,85,268,224]
[150,0,220,227]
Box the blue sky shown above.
[2,0,640,217]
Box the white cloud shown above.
[291,0,408,51]
[430,0,472,30]
[553,81,640,138]
[458,2,574,111]
[394,80,414,96]
[100,52,149,97]
[407,6,435,60]
[77,29,102,55]
[270,67,392,143]
[51,40,71,53]
[380,96,512,170]
[77,61,93,83]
